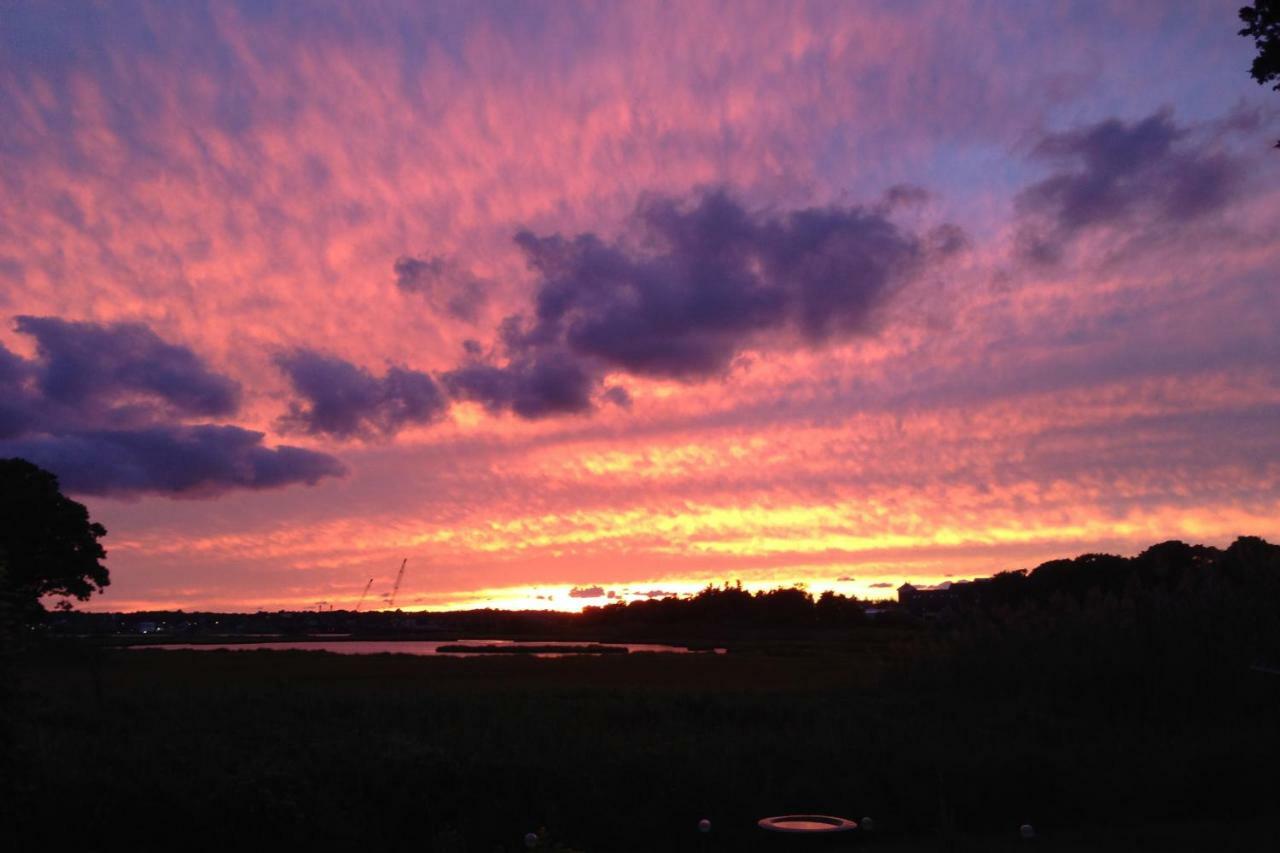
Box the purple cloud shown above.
[443,346,596,420]
[393,255,489,322]
[2,425,345,497]
[0,317,344,497]
[276,349,449,439]
[1015,111,1244,263]
[14,315,241,423]
[442,189,955,418]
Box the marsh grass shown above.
[9,629,1279,852]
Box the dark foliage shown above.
[1241,1,1280,89]
[1240,1,1280,145]
[901,536,1280,623]
[580,582,866,629]
[0,458,108,616]
[0,557,16,797]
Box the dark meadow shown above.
[6,535,1280,851]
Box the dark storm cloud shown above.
[14,315,241,419]
[276,349,449,439]
[0,342,35,439]
[443,189,946,418]
[0,341,30,386]
[523,190,927,373]
[0,425,345,497]
[1,317,344,496]
[393,254,489,322]
[1015,111,1243,262]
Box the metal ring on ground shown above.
[758,815,859,833]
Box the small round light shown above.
[860,816,874,832]
[524,831,539,848]
[1020,823,1035,840]
[698,819,711,833]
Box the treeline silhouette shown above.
[579,583,869,628]
[43,535,1280,643]
[43,581,874,639]
[908,535,1279,614]
[908,534,1280,775]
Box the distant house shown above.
[897,582,957,613]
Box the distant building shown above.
[897,582,957,613]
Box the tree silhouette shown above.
[0,459,108,619]
[1240,1,1280,146]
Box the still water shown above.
[134,639,725,657]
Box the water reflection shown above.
[131,639,727,657]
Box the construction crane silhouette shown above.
[388,558,408,609]
[354,577,374,612]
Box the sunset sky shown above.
[2,1,1278,612]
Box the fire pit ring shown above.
[758,815,859,833]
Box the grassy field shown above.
[8,636,1279,853]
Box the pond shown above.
[130,639,727,657]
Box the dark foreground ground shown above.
[7,634,1279,853]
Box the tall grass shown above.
[10,632,1279,852]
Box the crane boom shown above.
[354,577,373,612]
[388,558,408,609]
